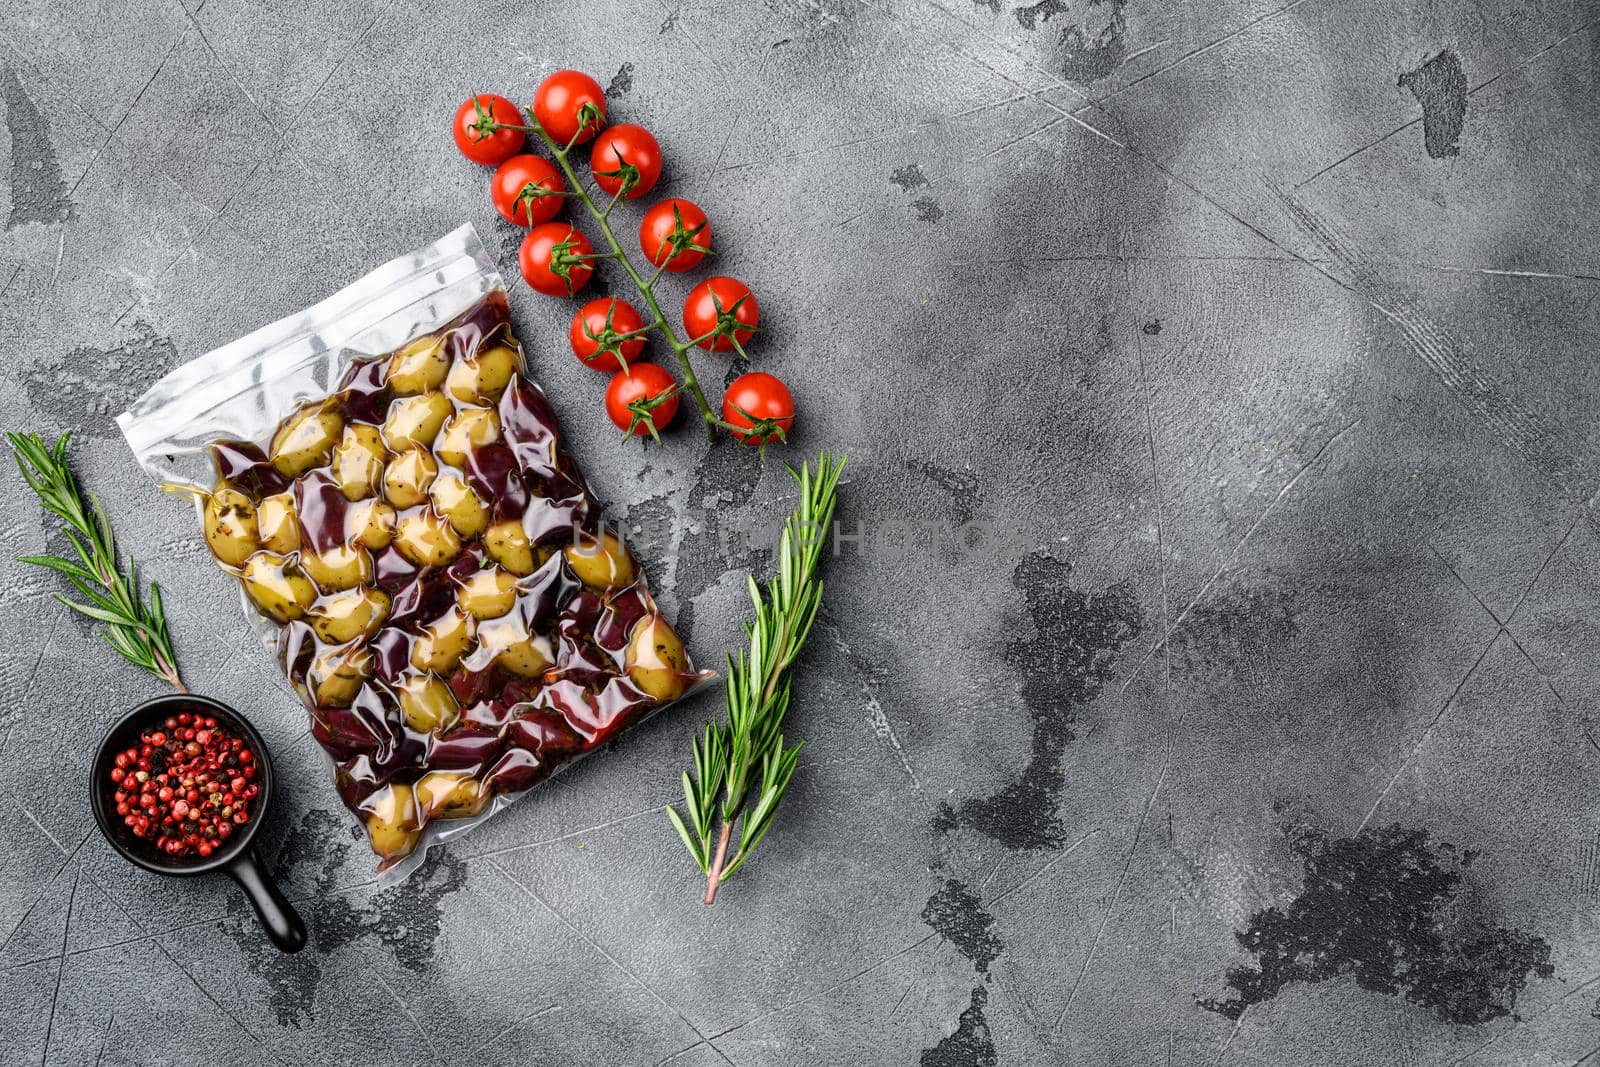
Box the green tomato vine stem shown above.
[527,111,720,441]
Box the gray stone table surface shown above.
[0,0,1596,1064]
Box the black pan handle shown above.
[227,848,307,953]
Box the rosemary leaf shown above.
[8,431,186,691]
[666,452,845,903]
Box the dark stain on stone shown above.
[934,552,1143,850]
[606,62,635,98]
[227,809,469,1025]
[672,443,768,639]
[1142,319,1162,335]
[1200,824,1554,1024]
[21,322,178,435]
[891,163,929,190]
[973,0,1002,13]
[921,987,997,1067]
[1399,50,1466,159]
[660,9,678,33]
[2,67,74,229]
[922,878,1002,976]
[1014,0,1071,29]
[1168,573,1297,678]
[1016,0,1130,83]
[623,493,678,569]
[911,197,943,223]
[906,459,982,526]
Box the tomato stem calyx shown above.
[622,384,681,445]
[526,106,720,440]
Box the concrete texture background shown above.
[0,0,1595,1063]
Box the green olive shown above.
[382,448,437,509]
[330,424,386,501]
[393,508,462,567]
[345,498,396,551]
[307,644,372,707]
[382,391,452,452]
[298,543,372,592]
[475,615,553,678]
[363,782,421,860]
[444,343,520,403]
[410,607,475,674]
[258,491,300,554]
[203,484,259,567]
[563,530,636,591]
[306,586,390,645]
[416,771,487,820]
[433,406,500,469]
[483,519,534,576]
[240,553,317,623]
[387,335,450,395]
[456,566,518,619]
[396,673,459,733]
[430,473,488,538]
[269,401,343,477]
[626,614,689,701]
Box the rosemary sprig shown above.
[8,431,185,691]
[667,453,845,903]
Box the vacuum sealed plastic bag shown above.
[118,224,707,875]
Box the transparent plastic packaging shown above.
[118,225,706,876]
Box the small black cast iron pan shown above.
[90,693,306,953]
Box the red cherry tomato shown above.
[519,223,595,297]
[589,124,663,200]
[491,154,566,226]
[533,70,606,146]
[683,276,759,353]
[570,298,647,373]
[605,364,680,440]
[722,372,794,446]
[453,94,525,166]
[639,198,711,273]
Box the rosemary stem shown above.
[704,821,734,905]
[530,116,719,439]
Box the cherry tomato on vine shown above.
[570,298,647,373]
[533,70,606,146]
[519,222,596,297]
[453,94,526,166]
[722,372,794,447]
[684,276,759,353]
[605,363,680,441]
[640,198,712,273]
[491,154,566,226]
[589,124,663,200]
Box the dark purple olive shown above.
[484,747,547,794]
[427,728,503,771]
[461,698,517,731]
[294,470,350,553]
[335,761,381,809]
[593,585,651,658]
[313,707,384,760]
[464,442,528,520]
[506,711,584,758]
[385,565,459,630]
[368,628,411,685]
[530,679,602,744]
[523,494,590,545]
[372,546,421,593]
[338,360,390,424]
[500,380,560,476]
[211,440,288,498]
[588,675,657,743]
